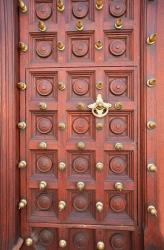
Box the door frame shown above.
[0,0,163,249]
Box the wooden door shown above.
[19,0,142,249]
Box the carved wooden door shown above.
[18,0,143,249]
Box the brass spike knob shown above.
[38,21,47,32]
[59,239,67,248]
[39,102,47,110]
[114,182,124,191]
[114,142,123,151]
[38,141,47,149]
[97,241,105,250]
[58,201,66,211]
[96,123,103,130]
[19,42,28,52]
[147,205,157,216]
[76,181,85,191]
[58,81,66,90]
[147,79,156,87]
[147,121,156,129]
[77,102,85,110]
[39,181,47,190]
[96,202,104,212]
[147,33,157,45]
[17,82,27,90]
[57,41,65,51]
[96,81,104,90]
[18,160,27,169]
[96,0,103,10]
[114,102,123,110]
[58,122,66,130]
[95,41,103,50]
[115,18,123,29]
[17,121,26,130]
[25,238,33,246]
[77,141,86,150]
[96,162,104,171]
[76,21,84,31]
[58,162,66,171]
[57,0,65,12]
[147,163,157,172]
[18,0,27,13]
[18,199,27,209]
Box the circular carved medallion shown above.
[109,40,126,56]
[110,157,127,174]
[72,41,89,57]
[110,233,125,249]
[37,194,52,210]
[73,118,89,134]
[110,79,127,96]
[110,195,126,213]
[36,41,52,58]
[72,2,89,18]
[37,156,53,172]
[39,229,54,246]
[73,157,89,173]
[109,0,126,17]
[72,79,89,96]
[36,3,52,20]
[37,117,53,134]
[73,195,89,211]
[110,118,127,134]
[73,232,89,249]
[36,79,53,96]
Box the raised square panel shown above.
[104,31,133,61]
[70,0,94,21]
[30,33,57,63]
[69,229,94,250]
[105,70,135,101]
[106,112,134,141]
[31,228,58,249]
[31,112,58,140]
[67,150,96,180]
[67,32,94,62]
[67,71,95,100]
[108,0,134,19]
[67,112,96,140]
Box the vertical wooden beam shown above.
[0,0,19,249]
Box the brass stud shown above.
[57,0,65,12]
[59,239,67,248]
[19,42,28,52]
[58,201,66,211]
[17,121,26,130]
[96,81,104,89]
[58,122,66,130]
[39,102,47,110]
[114,102,123,110]
[147,205,157,216]
[18,199,27,209]
[38,21,47,32]
[77,141,86,150]
[147,79,156,87]
[147,121,156,129]
[147,163,157,172]
[25,238,33,246]
[96,162,104,171]
[18,160,27,169]
[147,33,157,45]
[77,102,85,110]
[18,0,27,13]
[96,202,104,212]
[97,241,105,250]
[58,162,66,171]
[38,141,47,149]
[115,18,123,29]
[57,41,65,51]
[39,181,47,190]
[114,142,123,151]
[114,182,124,191]
[58,81,66,90]
[96,0,103,10]
[95,41,103,50]
[96,123,103,130]
[76,181,85,191]
[17,82,27,90]
[76,21,84,31]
